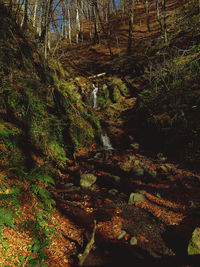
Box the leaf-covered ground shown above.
[0,0,200,266]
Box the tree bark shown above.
[21,0,29,29]
[162,0,167,43]
[145,0,151,32]
[155,0,162,31]
[33,0,38,27]
[127,0,135,53]
[75,0,80,44]
[67,0,71,44]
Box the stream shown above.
[55,83,200,266]
[90,83,114,151]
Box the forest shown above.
[0,0,200,266]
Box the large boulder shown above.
[80,173,97,188]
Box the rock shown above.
[119,161,132,172]
[133,160,140,167]
[133,166,144,176]
[102,84,108,90]
[130,237,138,246]
[117,230,126,240]
[80,173,97,188]
[108,189,118,196]
[130,143,140,150]
[188,228,200,255]
[158,165,168,176]
[128,193,146,205]
[133,160,144,176]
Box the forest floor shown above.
[1,0,200,266]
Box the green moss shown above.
[188,228,200,255]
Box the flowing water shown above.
[101,131,114,150]
[90,84,98,108]
[90,84,114,150]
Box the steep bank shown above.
[0,0,200,266]
[0,2,101,265]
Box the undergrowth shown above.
[136,1,200,166]
[0,2,101,265]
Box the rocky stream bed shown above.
[51,137,200,266]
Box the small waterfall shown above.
[90,84,98,108]
[90,83,114,151]
[101,131,114,150]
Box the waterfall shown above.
[90,84,98,108]
[90,83,114,151]
[101,131,114,150]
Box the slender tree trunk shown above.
[62,0,67,39]
[95,0,113,56]
[120,0,125,14]
[145,0,151,32]
[93,5,100,44]
[127,0,135,53]
[156,0,162,31]
[37,3,43,36]
[112,0,117,14]
[162,0,167,43]
[67,0,71,44]
[75,0,80,44]
[21,0,29,29]
[88,5,93,40]
[44,0,53,58]
[33,0,38,27]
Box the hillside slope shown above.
[0,2,100,265]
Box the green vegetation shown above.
[135,1,200,167]
[0,2,101,264]
[0,0,200,265]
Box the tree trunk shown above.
[93,5,100,44]
[95,0,113,56]
[67,0,71,44]
[156,0,162,31]
[162,0,167,43]
[75,0,80,44]
[145,0,151,32]
[127,0,135,53]
[33,0,38,27]
[44,0,53,58]
[21,0,29,29]
[112,0,117,14]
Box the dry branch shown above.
[88,72,106,79]
[78,220,97,266]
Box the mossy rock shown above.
[128,193,146,205]
[188,228,200,255]
[80,173,97,188]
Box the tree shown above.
[155,0,162,31]
[21,0,29,29]
[127,0,135,53]
[75,0,80,43]
[33,0,38,27]
[162,0,167,43]
[145,0,151,32]
[67,0,72,44]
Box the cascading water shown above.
[101,131,114,150]
[90,84,98,108]
[90,83,114,151]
